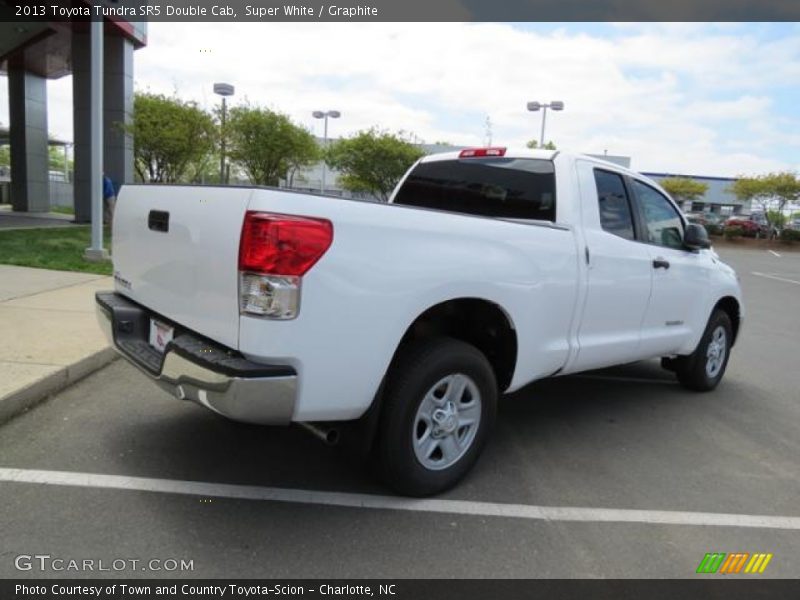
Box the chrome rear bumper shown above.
[96,292,296,425]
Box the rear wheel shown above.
[376,337,497,496]
[674,309,733,391]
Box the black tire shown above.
[376,337,497,496]
[674,309,733,391]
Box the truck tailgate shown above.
[112,185,253,349]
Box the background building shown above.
[0,1,146,221]
[642,173,746,216]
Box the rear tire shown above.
[674,309,733,391]
[376,337,497,496]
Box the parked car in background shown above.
[724,217,769,238]
[686,212,722,225]
[784,218,800,231]
[686,212,725,235]
[685,212,708,226]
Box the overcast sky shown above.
[1,22,798,176]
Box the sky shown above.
[1,21,799,177]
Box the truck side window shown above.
[632,180,684,250]
[594,169,634,240]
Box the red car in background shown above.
[724,217,770,237]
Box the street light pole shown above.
[84,17,107,262]
[526,100,564,148]
[213,83,235,184]
[220,95,226,182]
[312,110,340,194]
[539,106,547,148]
[322,115,328,193]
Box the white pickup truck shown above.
[96,148,743,495]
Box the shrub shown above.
[724,226,743,240]
[779,229,800,244]
[705,223,724,237]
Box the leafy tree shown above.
[729,172,800,230]
[285,127,321,188]
[1,146,73,176]
[767,210,786,229]
[324,129,425,202]
[659,177,709,207]
[526,139,556,150]
[226,105,319,187]
[127,92,216,183]
[48,146,73,174]
[1,145,73,178]
[185,149,222,185]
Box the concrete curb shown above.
[0,348,118,426]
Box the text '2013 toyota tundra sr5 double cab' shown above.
[96,148,743,496]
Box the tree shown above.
[48,146,73,175]
[226,105,319,187]
[285,126,321,188]
[729,172,800,230]
[184,149,222,184]
[526,139,556,150]
[767,210,786,229]
[127,92,216,183]
[1,146,73,176]
[659,177,708,208]
[324,129,425,201]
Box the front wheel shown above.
[674,309,733,391]
[376,337,498,496]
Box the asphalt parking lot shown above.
[1,246,798,579]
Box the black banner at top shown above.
[3,0,800,22]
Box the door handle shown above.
[653,257,670,270]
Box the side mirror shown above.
[684,223,711,250]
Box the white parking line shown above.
[768,250,782,258]
[2,467,800,531]
[752,271,800,286]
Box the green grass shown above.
[0,226,112,275]
[49,205,75,215]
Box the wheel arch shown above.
[393,297,518,392]
[349,297,517,459]
[714,295,741,346]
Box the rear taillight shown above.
[239,211,333,276]
[459,147,507,158]
[238,211,333,319]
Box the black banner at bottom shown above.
[3,579,800,600]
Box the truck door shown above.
[569,163,653,372]
[628,178,711,357]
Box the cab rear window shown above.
[393,158,556,222]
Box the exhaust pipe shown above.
[298,422,340,446]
